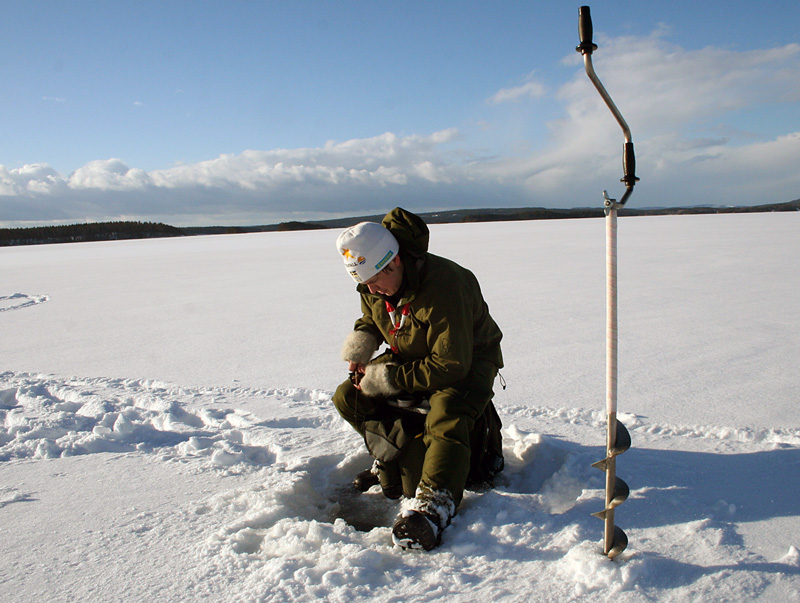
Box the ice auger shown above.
[576,5,638,558]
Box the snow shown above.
[1,212,799,602]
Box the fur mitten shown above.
[359,362,402,398]
[341,330,380,365]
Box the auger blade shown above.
[591,476,629,520]
[610,419,631,456]
[608,525,628,559]
[594,419,630,472]
[609,476,629,508]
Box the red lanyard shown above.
[385,301,410,353]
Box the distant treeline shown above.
[0,221,184,246]
[3,199,798,246]
[459,199,800,223]
[182,221,327,236]
[181,198,800,237]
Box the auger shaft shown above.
[604,202,619,554]
[602,434,618,553]
[606,202,618,419]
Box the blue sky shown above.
[1,0,799,227]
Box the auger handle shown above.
[623,142,636,187]
[577,6,598,55]
[576,5,638,206]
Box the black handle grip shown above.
[577,6,598,54]
[579,6,593,46]
[622,142,639,187]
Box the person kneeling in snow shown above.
[332,207,505,551]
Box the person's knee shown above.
[425,411,472,448]
[333,379,359,423]
[425,388,487,446]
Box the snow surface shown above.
[1,212,799,602]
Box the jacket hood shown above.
[381,207,429,259]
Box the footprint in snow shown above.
[0,293,49,312]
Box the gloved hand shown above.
[341,330,379,373]
[359,359,402,398]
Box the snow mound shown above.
[0,373,338,468]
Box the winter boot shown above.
[377,460,404,500]
[392,510,442,551]
[353,460,403,500]
[391,484,455,551]
[352,462,380,492]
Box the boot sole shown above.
[391,511,440,551]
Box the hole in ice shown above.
[325,485,398,532]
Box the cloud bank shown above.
[2,33,799,227]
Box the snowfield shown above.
[1,212,799,602]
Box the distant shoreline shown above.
[2,198,798,247]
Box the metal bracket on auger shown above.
[576,5,639,559]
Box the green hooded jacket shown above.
[353,207,503,393]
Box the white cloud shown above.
[556,34,800,142]
[69,159,151,191]
[146,130,461,191]
[0,163,66,196]
[481,32,800,205]
[0,130,480,225]
[488,73,547,105]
